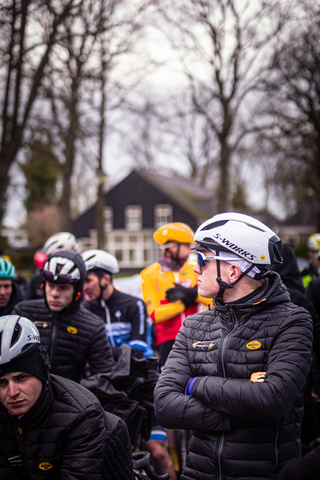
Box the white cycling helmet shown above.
[81,249,119,274]
[307,233,320,252]
[0,315,40,365]
[42,253,81,284]
[43,232,78,257]
[194,212,283,266]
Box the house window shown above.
[103,206,113,232]
[125,205,142,231]
[154,204,172,228]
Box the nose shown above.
[51,286,60,296]
[193,263,201,274]
[8,381,19,397]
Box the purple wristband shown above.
[185,377,198,396]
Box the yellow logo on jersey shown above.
[67,326,77,334]
[39,462,53,470]
[246,341,261,350]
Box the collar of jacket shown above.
[214,271,290,313]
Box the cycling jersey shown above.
[83,288,153,358]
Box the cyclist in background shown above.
[301,233,320,288]
[0,257,23,315]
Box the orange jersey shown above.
[140,261,209,346]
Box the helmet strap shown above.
[215,261,255,303]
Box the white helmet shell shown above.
[194,212,283,265]
[43,232,78,257]
[43,254,81,282]
[307,233,320,252]
[0,315,40,365]
[81,249,119,274]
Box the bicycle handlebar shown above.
[132,451,170,480]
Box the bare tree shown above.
[0,0,81,223]
[152,0,290,212]
[255,0,320,222]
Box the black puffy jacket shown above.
[154,272,313,480]
[0,374,135,479]
[13,298,114,382]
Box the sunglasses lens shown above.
[197,253,204,269]
[42,270,72,284]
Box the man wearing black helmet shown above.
[12,250,114,383]
[0,315,134,479]
[154,212,313,480]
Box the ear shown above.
[228,263,242,284]
[101,273,111,287]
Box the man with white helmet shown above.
[154,212,313,480]
[43,231,78,257]
[301,233,320,288]
[12,250,114,383]
[0,314,134,479]
[81,249,151,360]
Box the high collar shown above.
[214,271,290,313]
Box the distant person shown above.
[25,249,47,300]
[0,257,23,315]
[271,243,320,448]
[13,249,114,383]
[140,222,207,367]
[0,314,134,479]
[82,248,151,360]
[154,212,313,480]
[301,233,320,288]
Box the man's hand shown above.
[165,284,197,308]
[250,372,266,382]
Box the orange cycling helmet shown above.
[153,222,194,245]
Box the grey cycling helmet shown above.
[0,258,15,279]
[0,315,40,365]
[81,249,119,274]
[43,232,78,257]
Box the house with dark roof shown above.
[278,200,320,246]
[72,169,216,272]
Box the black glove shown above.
[165,283,197,308]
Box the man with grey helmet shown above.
[12,250,114,383]
[154,212,313,480]
[0,314,134,479]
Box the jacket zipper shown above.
[49,314,58,364]
[218,307,238,479]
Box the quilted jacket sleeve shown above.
[154,330,233,431]
[192,309,313,421]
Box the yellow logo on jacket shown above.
[246,341,261,350]
[67,326,77,334]
[39,462,53,470]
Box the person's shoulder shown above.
[307,276,320,291]
[14,297,46,312]
[112,288,144,305]
[140,262,160,276]
[51,374,103,411]
[77,304,105,325]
